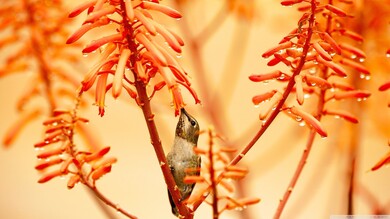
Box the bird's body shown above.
[167,108,200,217]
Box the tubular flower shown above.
[35,109,116,188]
[67,0,200,116]
[0,0,85,147]
[185,128,260,216]
[250,0,371,136]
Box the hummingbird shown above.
[167,108,201,217]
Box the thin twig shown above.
[208,129,219,219]
[229,0,317,167]
[272,130,317,219]
[85,183,138,219]
[191,0,317,211]
[71,96,137,219]
[195,4,229,43]
[273,1,327,217]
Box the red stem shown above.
[85,183,138,219]
[118,1,192,218]
[272,130,317,219]
[273,1,330,217]
[133,77,192,218]
[70,97,138,219]
[208,129,219,219]
[229,0,317,167]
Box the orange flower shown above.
[371,150,390,171]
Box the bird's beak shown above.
[180,108,188,117]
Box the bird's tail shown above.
[168,190,179,217]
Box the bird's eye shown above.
[190,120,196,126]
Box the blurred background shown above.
[0,0,389,218]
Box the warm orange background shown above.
[1,0,389,219]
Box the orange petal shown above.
[38,169,63,183]
[91,165,112,181]
[67,175,81,189]
[340,58,370,75]
[325,4,347,17]
[290,106,327,137]
[112,49,131,98]
[313,42,332,61]
[82,34,122,54]
[320,32,341,55]
[252,90,277,105]
[262,41,293,58]
[69,0,97,18]
[323,109,358,123]
[379,81,390,91]
[85,147,111,162]
[136,33,167,66]
[371,151,390,171]
[134,9,157,35]
[249,70,282,82]
[35,157,63,170]
[84,5,115,24]
[333,90,371,100]
[141,1,182,19]
[294,75,304,105]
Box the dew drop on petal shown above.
[82,53,88,57]
[299,121,306,127]
[176,54,182,58]
[304,93,311,99]
[295,116,303,122]
[235,207,244,211]
[359,73,366,79]
[254,104,260,108]
[350,54,357,59]
[358,57,365,63]
[386,53,390,58]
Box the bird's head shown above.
[175,108,200,145]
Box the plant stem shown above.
[208,129,219,219]
[273,1,330,217]
[229,0,317,167]
[118,1,192,217]
[272,130,317,219]
[192,0,318,212]
[85,183,138,219]
[133,77,193,218]
[70,97,137,219]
